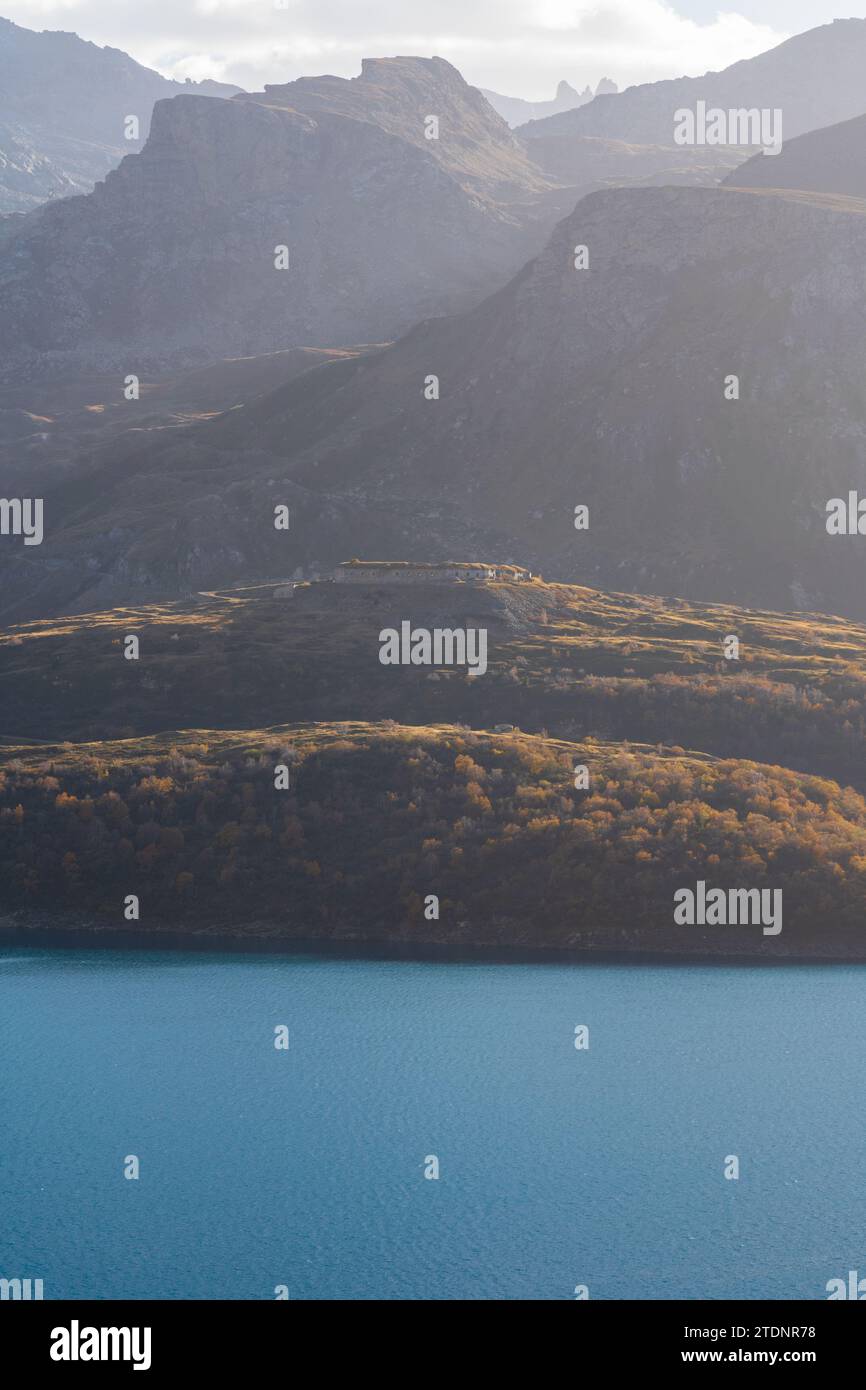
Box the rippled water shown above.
[2,947,863,1299]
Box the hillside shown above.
[518,132,738,188]
[4,570,866,957]
[2,575,866,792]
[519,18,866,147]
[0,16,240,213]
[0,344,375,497]
[725,111,866,199]
[2,721,865,957]
[7,182,866,622]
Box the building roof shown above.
[336,559,531,575]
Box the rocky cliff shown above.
[0,57,570,381]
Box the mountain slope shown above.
[8,181,866,622]
[0,15,240,212]
[4,721,866,957]
[3,575,866,793]
[0,58,568,382]
[3,574,866,956]
[725,111,866,199]
[519,19,866,147]
[246,56,549,203]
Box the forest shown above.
[2,722,865,954]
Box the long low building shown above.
[333,560,535,584]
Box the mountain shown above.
[725,111,866,199]
[518,19,866,148]
[481,78,617,129]
[0,15,241,213]
[0,56,568,382]
[3,573,866,957]
[249,57,549,204]
[8,182,866,623]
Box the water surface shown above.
[1,948,863,1299]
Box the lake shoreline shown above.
[2,910,865,967]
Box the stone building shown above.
[333,560,534,585]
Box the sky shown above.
[2,1,864,98]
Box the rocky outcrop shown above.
[0,59,568,381]
[481,79,615,130]
[249,56,550,203]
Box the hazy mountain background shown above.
[0,55,574,381]
[481,78,617,129]
[0,15,240,212]
[518,17,866,145]
[2,15,866,626]
[0,45,744,383]
[5,173,866,624]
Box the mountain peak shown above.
[245,54,549,202]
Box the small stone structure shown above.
[333,560,534,585]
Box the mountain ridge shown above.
[519,19,866,147]
[0,14,241,212]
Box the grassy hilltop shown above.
[2,576,866,785]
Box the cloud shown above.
[2,0,788,96]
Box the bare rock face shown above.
[0,16,241,213]
[250,56,550,203]
[0,58,566,382]
[7,182,866,623]
[483,79,620,131]
[481,79,589,129]
[519,19,866,147]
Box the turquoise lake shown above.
[2,947,864,1300]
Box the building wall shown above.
[334,565,530,585]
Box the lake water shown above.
[1,947,864,1300]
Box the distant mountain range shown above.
[481,78,617,128]
[4,19,866,627]
[0,15,241,212]
[6,174,866,623]
[0,56,577,381]
[518,18,866,146]
[0,50,731,384]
